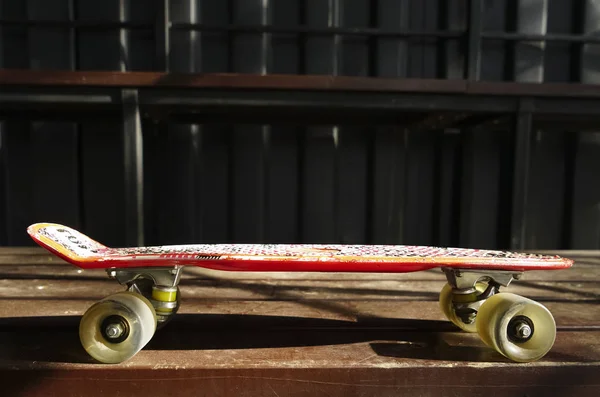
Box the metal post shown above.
[466,0,483,80]
[155,0,170,71]
[510,100,533,250]
[122,89,144,247]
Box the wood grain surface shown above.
[0,248,598,396]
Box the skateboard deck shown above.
[28,223,573,273]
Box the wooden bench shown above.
[0,248,598,396]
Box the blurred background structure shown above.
[1,0,600,251]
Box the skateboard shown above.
[28,222,573,364]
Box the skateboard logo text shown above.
[55,227,98,253]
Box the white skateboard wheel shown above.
[439,282,486,333]
[476,292,556,362]
[79,291,157,364]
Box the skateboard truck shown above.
[441,268,522,325]
[108,266,183,326]
[441,268,522,290]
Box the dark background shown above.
[0,0,598,251]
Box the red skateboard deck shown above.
[28,223,573,273]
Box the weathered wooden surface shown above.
[0,248,599,396]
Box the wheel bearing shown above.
[507,315,535,343]
[100,315,130,344]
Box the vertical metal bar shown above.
[0,0,6,243]
[302,0,338,243]
[189,0,200,241]
[68,0,76,69]
[331,0,341,76]
[119,0,129,71]
[510,101,533,250]
[582,0,600,83]
[372,1,409,244]
[189,0,198,72]
[68,0,85,232]
[122,89,144,247]
[229,0,268,243]
[375,0,409,78]
[160,0,200,243]
[261,0,271,75]
[155,0,170,71]
[331,0,341,241]
[367,0,377,77]
[445,0,466,78]
[515,0,547,82]
[466,0,482,80]
[261,0,271,241]
[511,0,546,250]
[297,0,306,74]
[119,1,143,246]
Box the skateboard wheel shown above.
[79,291,157,364]
[476,293,556,362]
[439,282,486,333]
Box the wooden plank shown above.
[2,297,600,328]
[0,364,599,397]
[0,248,598,395]
[0,278,597,307]
[1,320,600,368]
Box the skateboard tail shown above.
[27,223,110,268]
